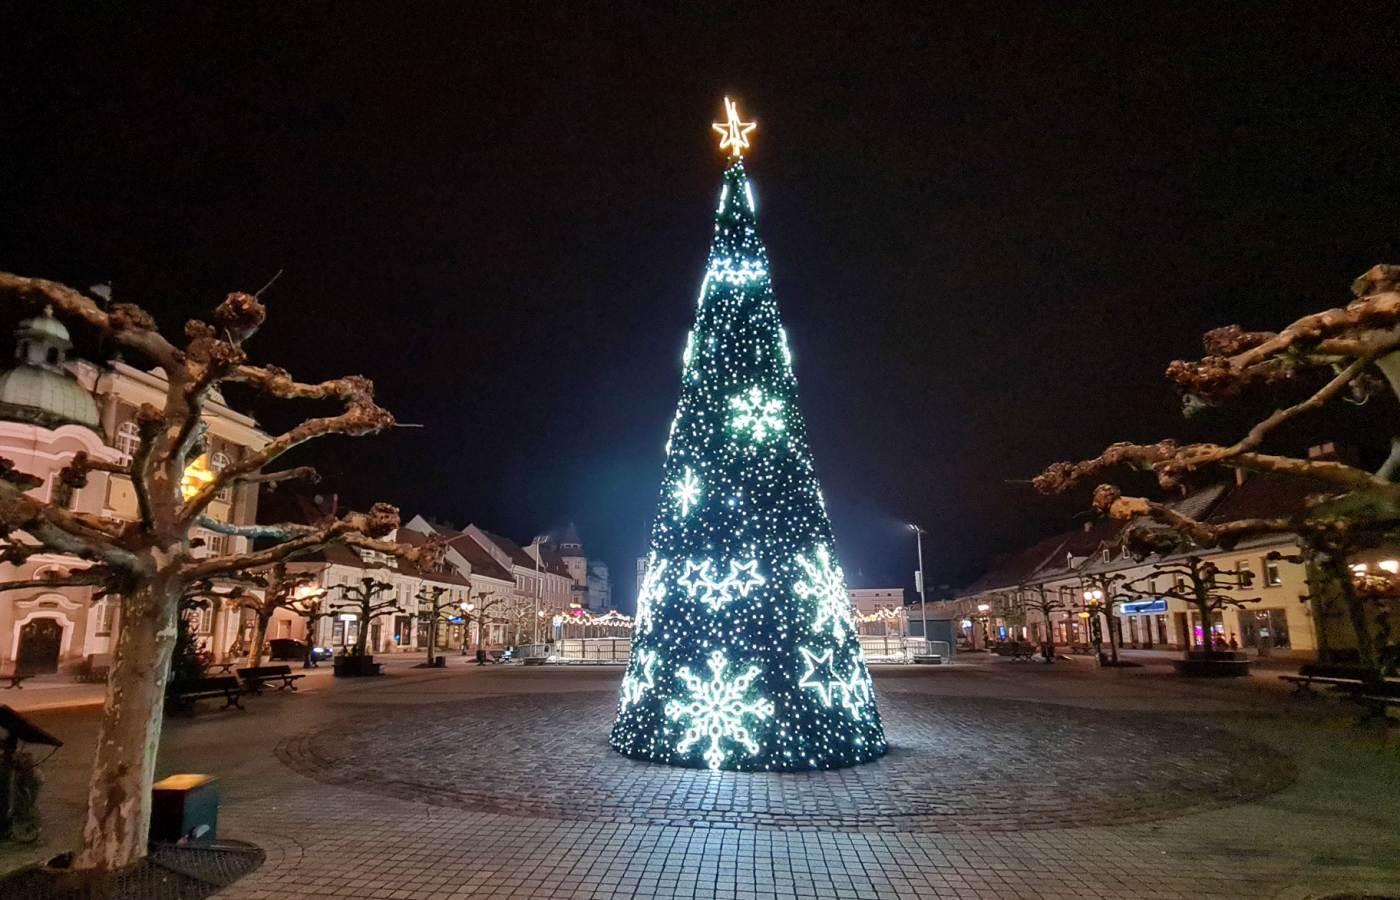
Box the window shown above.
[205,532,228,556]
[1263,557,1282,587]
[1236,559,1253,585]
[1379,559,1399,574]
[114,421,141,464]
[210,451,231,502]
[1101,548,1111,563]
[95,600,115,636]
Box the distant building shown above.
[588,560,612,611]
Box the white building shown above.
[0,308,271,675]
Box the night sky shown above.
[4,5,1399,605]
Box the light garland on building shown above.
[609,99,887,771]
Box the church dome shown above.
[0,307,100,430]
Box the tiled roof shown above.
[448,534,516,583]
[395,530,471,587]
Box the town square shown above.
[2,5,1399,899]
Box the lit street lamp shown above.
[908,524,928,651]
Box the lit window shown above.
[211,451,232,502]
[1380,560,1399,574]
[1263,558,1282,587]
[1351,563,1368,575]
[114,421,140,464]
[95,600,115,636]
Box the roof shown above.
[478,529,538,569]
[395,529,471,587]
[447,533,515,582]
[962,533,1072,595]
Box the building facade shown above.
[0,309,271,675]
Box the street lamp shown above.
[908,524,928,652]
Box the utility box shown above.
[150,773,219,844]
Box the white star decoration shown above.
[673,467,702,517]
[798,646,873,717]
[635,555,668,635]
[620,648,657,710]
[711,96,756,157]
[678,557,766,612]
[794,544,855,641]
[666,651,774,769]
[728,386,786,442]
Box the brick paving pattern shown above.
[276,690,1294,832]
[8,658,1400,898]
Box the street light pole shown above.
[909,524,928,651]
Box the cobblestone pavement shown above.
[12,657,1400,899]
[275,690,1292,832]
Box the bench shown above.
[1278,674,1367,696]
[169,676,244,712]
[237,664,306,693]
[1009,643,1036,662]
[1356,694,1400,723]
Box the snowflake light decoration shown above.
[620,648,657,710]
[665,651,775,769]
[673,467,702,517]
[728,386,786,442]
[635,555,668,635]
[794,544,855,641]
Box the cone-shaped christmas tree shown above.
[610,99,887,771]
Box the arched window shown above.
[114,421,140,464]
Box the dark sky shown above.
[4,4,1399,605]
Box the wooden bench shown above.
[1356,694,1400,723]
[169,676,244,712]
[1008,642,1036,662]
[237,664,306,694]
[1278,673,1367,696]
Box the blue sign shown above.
[1122,599,1167,614]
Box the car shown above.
[267,638,333,662]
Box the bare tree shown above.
[328,577,401,657]
[1020,583,1065,660]
[415,584,459,664]
[460,590,507,652]
[238,561,320,667]
[1079,571,1128,664]
[1120,558,1256,651]
[0,273,437,873]
[286,584,331,668]
[1035,266,1400,673]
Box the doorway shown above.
[17,617,63,675]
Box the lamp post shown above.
[908,524,928,653]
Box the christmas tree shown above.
[610,99,887,771]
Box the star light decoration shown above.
[677,558,766,612]
[729,386,786,442]
[794,544,857,642]
[634,555,668,635]
[798,646,874,717]
[619,648,657,710]
[666,651,775,769]
[711,96,756,157]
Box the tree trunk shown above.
[1195,602,1214,651]
[1041,610,1055,661]
[1303,549,1336,663]
[247,610,272,667]
[1105,611,1120,663]
[75,573,183,872]
[353,608,370,657]
[1336,568,1379,675]
[426,616,436,666]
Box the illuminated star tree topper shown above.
[610,100,887,771]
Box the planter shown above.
[1173,650,1250,678]
[333,655,382,677]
